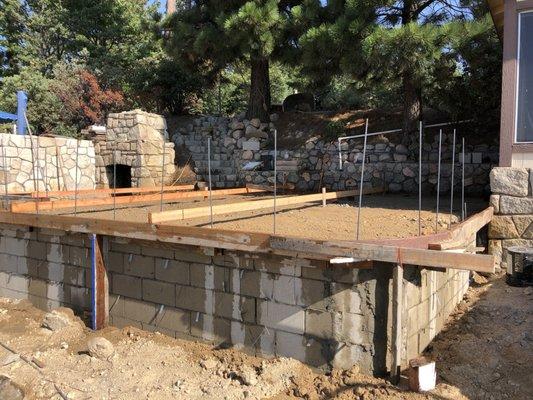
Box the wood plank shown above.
[91,234,109,330]
[149,187,384,224]
[11,187,266,213]
[428,207,493,250]
[31,185,196,198]
[0,210,494,272]
[269,237,495,273]
[391,263,403,380]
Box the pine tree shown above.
[166,0,300,121]
[0,0,27,77]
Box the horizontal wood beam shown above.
[0,209,494,273]
[269,237,495,273]
[31,185,196,199]
[149,187,385,224]
[11,187,266,213]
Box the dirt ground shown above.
[51,194,486,241]
[1,273,530,400]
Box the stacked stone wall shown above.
[0,223,471,374]
[172,115,496,195]
[488,167,533,269]
[0,133,95,193]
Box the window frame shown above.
[515,10,533,143]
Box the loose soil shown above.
[51,194,486,241]
[1,273,530,399]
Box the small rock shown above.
[87,337,114,360]
[199,358,218,370]
[250,118,261,128]
[0,376,24,400]
[42,308,75,331]
[240,366,258,386]
[1,354,20,367]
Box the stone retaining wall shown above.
[0,224,470,374]
[172,115,496,194]
[488,167,533,270]
[0,133,95,193]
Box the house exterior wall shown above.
[499,0,533,167]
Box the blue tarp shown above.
[0,111,17,121]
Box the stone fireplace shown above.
[90,110,176,188]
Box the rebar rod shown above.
[208,137,213,228]
[160,141,166,212]
[1,137,8,208]
[449,129,456,227]
[462,137,465,221]
[112,147,117,220]
[273,129,278,234]
[356,119,369,240]
[435,129,442,233]
[74,139,80,215]
[418,121,423,236]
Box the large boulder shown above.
[490,167,529,197]
[42,308,77,331]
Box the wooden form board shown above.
[0,210,494,273]
[30,184,196,199]
[357,207,494,250]
[148,187,385,224]
[10,187,266,213]
[91,234,108,330]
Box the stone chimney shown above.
[166,0,176,14]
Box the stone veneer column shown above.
[488,167,533,270]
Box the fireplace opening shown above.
[106,164,132,188]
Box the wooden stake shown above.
[322,187,326,207]
[391,262,403,381]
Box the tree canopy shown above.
[0,0,501,138]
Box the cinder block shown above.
[329,283,362,314]
[175,285,208,313]
[331,342,369,372]
[255,257,301,277]
[275,330,307,362]
[297,278,326,308]
[154,306,190,334]
[238,270,273,299]
[190,264,229,291]
[224,252,254,270]
[155,259,189,284]
[5,274,29,292]
[190,313,231,343]
[142,279,176,306]
[333,312,366,345]
[70,246,89,268]
[107,251,124,273]
[38,262,85,286]
[174,248,211,264]
[46,243,69,264]
[142,246,174,259]
[124,254,155,278]
[65,285,90,308]
[0,253,19,273]
[109,294,125,317]
[3,237,27,257]
[124,297,157,323]
[110,241,141,254]
[214,292,255,323]
[257,300,305,334]
[27,240,47,260]
[28,279,68,303]
[305,309,334,339]
[112,274,142,299]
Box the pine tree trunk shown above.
[247,57,271,122]
[402,70,422,145]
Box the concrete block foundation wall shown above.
[0,133,96,192]
[0,224,470,374]
[488,167,533,270]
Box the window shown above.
[516,11,533,142]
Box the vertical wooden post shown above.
[391,263,403,381]
[322,187,326,207]
[92,234,109,329]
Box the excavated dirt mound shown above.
[1,273,531,399]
